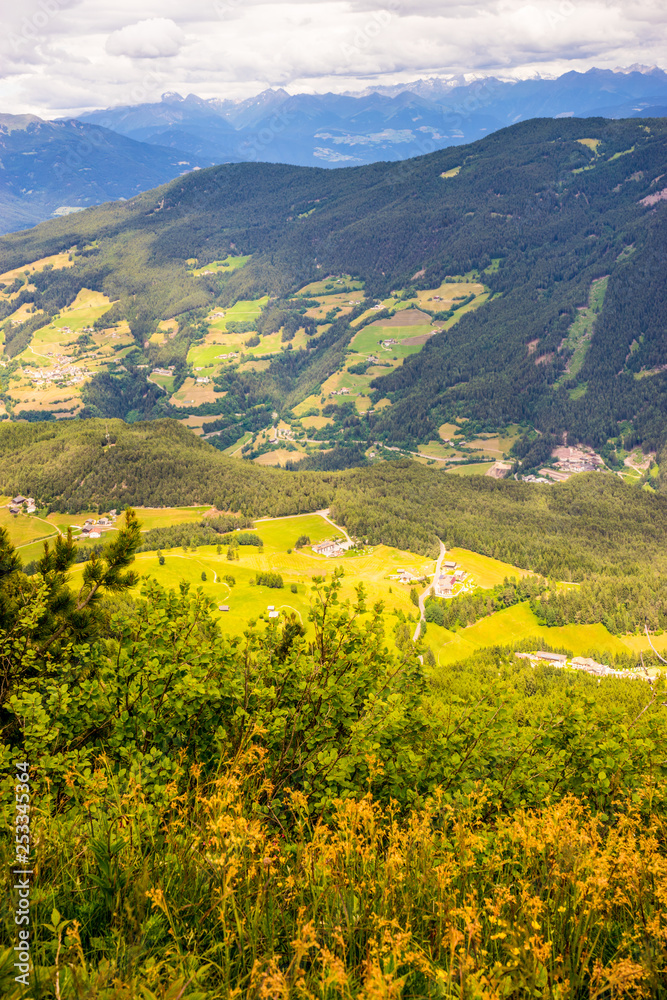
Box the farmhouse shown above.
[443,560,457,572]
[89,531,102,539]
[434,574,456,598]
[312,539,351,558]
[12,496,26,505]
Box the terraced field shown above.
[285,275,493,450]
[0,257,500,473]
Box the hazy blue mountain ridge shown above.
[0,114,208,233]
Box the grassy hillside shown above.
[2,509,667,997]
[0,117,666,461]
[1,418,666,583]
[1,415,666,996]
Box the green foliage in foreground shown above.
[1,516,667,996]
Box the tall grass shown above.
[2,751,666,999]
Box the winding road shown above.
[413,538,446,642]
[318,508,352,544]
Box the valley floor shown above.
[8,502,664,672]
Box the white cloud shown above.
[0,0,664,117]
[105,18,185,59]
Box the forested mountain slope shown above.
[0,114,206,234]
[1,117,666,454]
[1,418,666,582]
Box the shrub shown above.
[424,599,444,626]
[218,532,263,547]
[255,571,284,589]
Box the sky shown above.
[0,0,666,118]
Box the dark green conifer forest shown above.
[1,117,667,453]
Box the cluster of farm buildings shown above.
[74,511,118,539]
[23,358,88,388]
[389,558,467,597]
[523,446,606,484]
[435,560,467,597]
[8,495,36,514]
[516,650,643,680]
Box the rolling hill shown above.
[0,115,666,471]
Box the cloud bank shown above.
[0,0,665,117]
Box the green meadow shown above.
[350,323,432,359]
[5,504,663,672]
[188,255,251,276]
[186,297,270,367]
[66,512,435,637]
[444,461,496,476]
[0,509,56,548]
[427,602,641,666]
[51,289,115,333]
[206,296,269,332]
[296,275,364,297]
[122,505,213,531]
[557,276,608,385]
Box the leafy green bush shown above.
[255,571,283,588]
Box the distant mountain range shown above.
[1,67,667,233]
[77,67,667,168]
[0,115,207,234]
